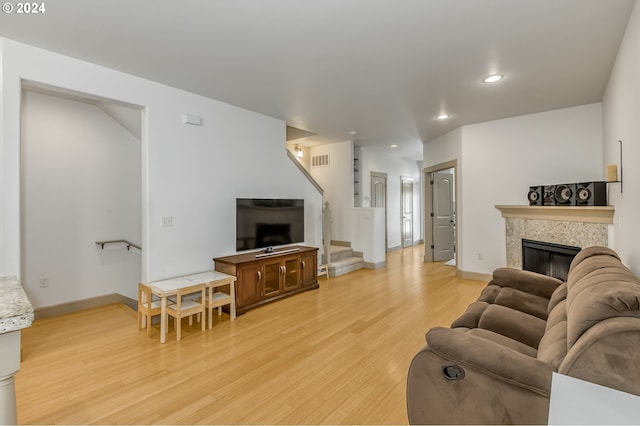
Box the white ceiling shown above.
[0,0,635,159]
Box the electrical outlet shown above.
[40,277,49,288]
[477,253,484,261]
[161,216,173,227]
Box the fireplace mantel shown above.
[495,205,614,224]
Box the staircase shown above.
[326,243,364,277]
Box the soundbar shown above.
[255,247,301,258]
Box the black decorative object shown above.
[528,186,543,205]
[554,184,574,205]
[575,181,607,206]
[526,181,607,206]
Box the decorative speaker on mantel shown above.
[527,186,543,206]
[543,185,556,206]
[527,181,607,206]
[554,184,575,205]
[575,181,607,206]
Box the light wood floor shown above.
[16,245,486,425]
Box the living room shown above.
[3,0,639,306]
[1,0,640,423]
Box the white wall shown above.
[422,127,463,170]
[22,91,141,308]
[309,140,353,242]
[1,38,322,306]
[603,0,640,274]
[351,207,386,266]
[359,147,422,249]
[424,105,603,275]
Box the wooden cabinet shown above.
[236,263,262,308]
[214,246,319,314]
[282,257,302,291]
[300,250,317,287]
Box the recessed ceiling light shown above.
[483,74,504,83]
[349,130,357,135]
[436,114,450,120]
[390,144,398,148]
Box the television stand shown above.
[213,245,318,315]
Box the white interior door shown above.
[371,171,388,250]
[432,170,455,261]
[401,177,413,248]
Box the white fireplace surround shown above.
[495,205,613,269]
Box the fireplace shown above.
[495,205,611,272]
[522,239,581,281]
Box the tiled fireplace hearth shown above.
[495,205,614,269]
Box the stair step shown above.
[329,245,359,262]
[328,256,364,277]
[330,245,352,254]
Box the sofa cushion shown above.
[492,267,562,299]
[558,317,640,397]
[451,301,489,329]
[567,256,633,289]
[546,299,567,328]
[478,284,501,303]
[478,284,549,320]
[567,246,620,276]
[547,282,568,315]
[478,304,547,349]
[566,275,640,348]
[565,252,640,348]
[538,299,568,368]
[537,319,568,368]
[495,287,549,320]
[467,328,538,357]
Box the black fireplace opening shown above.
[522,239,581,282]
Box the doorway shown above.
[401,176,414,248]
[424,160,458,266]
[20,84,143,309]
[371,171,388,251]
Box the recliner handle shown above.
[443,364,465,380]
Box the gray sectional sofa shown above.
[406,246,640,424]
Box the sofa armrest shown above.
[407,327,555,424]
[426,327,554,394]
[493,267,563,299]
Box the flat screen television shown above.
[236,198,304,251]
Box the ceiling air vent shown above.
[311,153,330,168]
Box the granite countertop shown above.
[0,276,34,334]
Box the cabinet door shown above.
[263,261,282,297]
[236,264,262,308]
[283,257,301,291]
[301,251,318,286]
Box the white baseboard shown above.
[35,293,136,320]
[457,270,491,282]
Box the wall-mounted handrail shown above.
[286,149,324,195]
[95,240,141,251]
